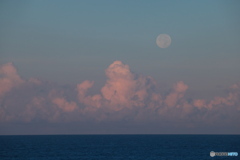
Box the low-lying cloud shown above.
[0,61,239,133]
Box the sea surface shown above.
[0,135,239,160]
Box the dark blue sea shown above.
[0,135,239,160]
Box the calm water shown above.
[0,135,239,160]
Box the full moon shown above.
[156,34,171,48]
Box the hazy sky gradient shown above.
[0,0,239,135]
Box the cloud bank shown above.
[0,61,239,133]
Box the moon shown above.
[156,34,171,48]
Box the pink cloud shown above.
[0,61,239,129]
[193,99,206,109]
[193,83,240,110]
[0,63,24,97]
[77,61,160,111]
[164,81,188,107]
[74,61,240,124]
[52,97,77,112]
[77,80,102,109]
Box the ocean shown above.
[0,135,239,160]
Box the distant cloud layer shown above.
[0,61,239,133]
[0,63,24,97]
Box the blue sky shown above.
[1,0,239,87]
[0,0,240,134]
